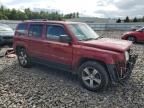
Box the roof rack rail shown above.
[31,19,48,21]
[22,19,48,22]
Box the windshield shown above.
[136,27,144,31]
[68,23,99,41]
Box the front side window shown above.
[46,25,66,41]
[136,27,144,32]
[28,24,43,38]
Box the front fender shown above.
[72,46,122,70]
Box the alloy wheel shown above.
[18,49,28,66]
[128,36,136,43]
[82,67,102,88]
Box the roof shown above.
[23,20,85,25]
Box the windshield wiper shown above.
[79,37,102,41]
[82,38,96,41]
[84,38,94,41]
[97,36,103,39]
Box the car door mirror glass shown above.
[60,35,72,43]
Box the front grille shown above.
[114,49,137,81]
[115,61,127,78]
[3,36,13,39]
[115,48,133,79]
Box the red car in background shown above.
[122,27,144,43]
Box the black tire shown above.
[17,48,31,68]
[78,61,109,92]
[127,36,136,43]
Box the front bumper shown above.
[107,54,138,84]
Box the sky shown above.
[0,0,144,18]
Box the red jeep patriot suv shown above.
[13,20,137,91]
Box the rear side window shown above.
[28,24,43,38]
[16,23,27,36]
[46,25,66,41]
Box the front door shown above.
[43,24,73,68]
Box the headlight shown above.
[125,51,129,61]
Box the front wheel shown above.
[78,61,109,92]
[17,48,31,68]
[127,36,136,43]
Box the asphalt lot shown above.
[0,31,144,108]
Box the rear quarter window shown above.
[16,23,27,36]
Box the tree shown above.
[76,12,79,18]
[133,17,138,22]
[0,5,8,19]
[17,11,28,20]
[0,12,8,19]
[0,5,4,14]
[24,8,32,19]
[142,16,144,22]
[0,6,78,20]
[9,9,18,20]
[116,18,121,23]
[124,16,130,22]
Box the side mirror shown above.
[138,30,143,32]
[60,35,72,43]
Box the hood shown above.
[79,38,132,52]
[0,26,14,36]
[123,31,136,35]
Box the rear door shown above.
[27,23,45,58]
[43,24,73,68]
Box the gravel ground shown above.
[0,31,144,108]
[0,45,16,72]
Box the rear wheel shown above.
[127,36,136,43]
[17,48,31,68]
[78,61,109,92]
